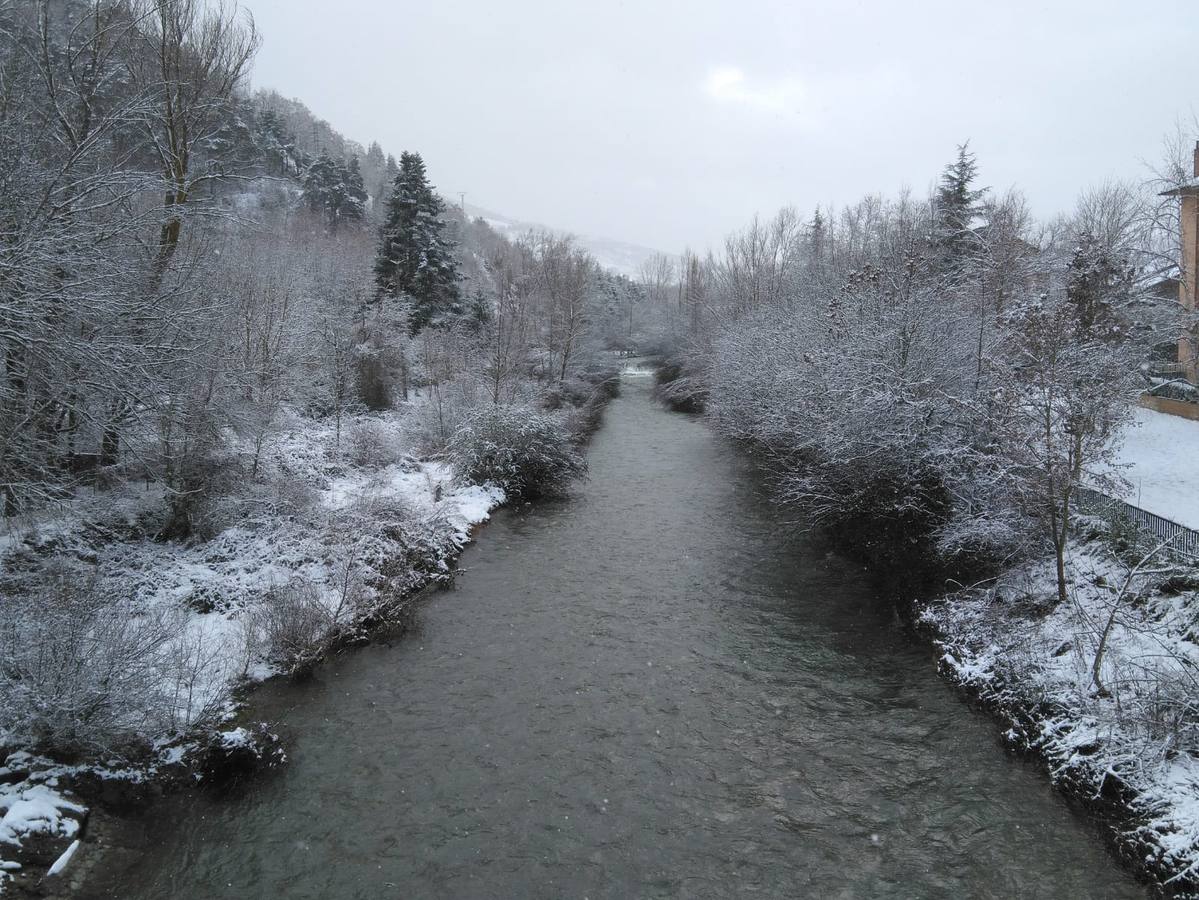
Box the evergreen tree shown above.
[303,153,367,230]
[202,102,258,174]
[365,140,385,174]
[1066,233,1133,341]
[373,153,400,219]
[374,151,461,331]
[361,141,386,214]
[934,143,987,267]
[465,288,491,329]
[303,152,337,218]
[339,156,368,225]
[806,207,826,264]
[256,108,298,176]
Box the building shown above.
[1163,141,1199,382]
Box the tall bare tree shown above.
[127,0,259,270]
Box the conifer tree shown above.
[303,152,337,218]
[806,207,826,265]
[934,143,987,267]
[374,151,461,331]
[256,108,298,176]
[374,153,399,220]
[303,154,367,230]
[365,140,385,173]
[340,156,368,225]
[1066,233,1133,340]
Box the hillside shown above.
[464,203,677,279]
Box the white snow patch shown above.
[0,782,85,848]
[1107,407,1199,529]
[46,839,80,877]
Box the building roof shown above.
[1161,178,1199,197]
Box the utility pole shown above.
[458,192,467,218]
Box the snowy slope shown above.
[464,203,677,279]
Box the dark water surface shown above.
[89,373,1143,899]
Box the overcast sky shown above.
[247,0,1198,253]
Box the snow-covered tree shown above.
[993,239,1140,603]
[303,154,367,229]
[934,142,987,271]
[125,0,261,270]
[373,151,461,331]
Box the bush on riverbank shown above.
[652,356,707,414]
[0,570,192,758]
[449,404,586,501]
[0,407,503,759]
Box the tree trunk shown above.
[100,422,120,467]
[1054,536,1068,606]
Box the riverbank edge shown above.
[914,594,1198,899]
[0,506,492,900]
[831,524,1199,897]
[916,608,1189,896]
[1,384,619,899]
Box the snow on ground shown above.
[0,405,505,888]
[925,541,1199,889]
[1107,407,1199,529]
[0,781,84,849]
[0,761,87,895]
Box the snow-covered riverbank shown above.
[0,407,504,895]
[923,540,1199,895]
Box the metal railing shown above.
[1148,361,1187,378]
[1074,485,1199,560]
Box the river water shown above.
[87,372,1143,899]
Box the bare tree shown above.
[995,237,1141,604]
[0,1,165,512]
[533,233,593,384]
[126,0,259,270]
[483,240,534,404]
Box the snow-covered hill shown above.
[463,203,677,279]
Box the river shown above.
[84,371,1143,899]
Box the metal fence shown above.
[1074,485,1199,560]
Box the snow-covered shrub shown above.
[271,475,320,518]
[448,405,585,501]
[0,566,183,756]
[247,580,335,676]
[543,370,620,439]
[160,623,242,735]
[410,392,474,453]
[654,355,707,413]
[346,420,400,469]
